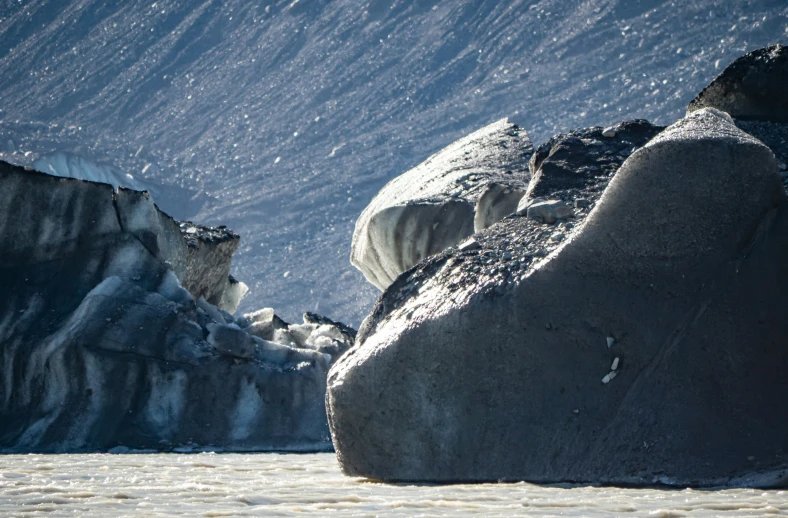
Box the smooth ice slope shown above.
[0,0,785,324]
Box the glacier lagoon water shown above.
[0,453,786,517]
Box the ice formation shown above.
[330,107,788,487]
[32,151,206,220]
[0,163,354,453]
[351,119,533,290]
[0,0,783,325]
[328,49,788,487]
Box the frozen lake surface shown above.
[0,453,786,517]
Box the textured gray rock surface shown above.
[688,44,788,122]
[525,119,665,211]
[736,120,788,191]
[0,162,354,453]
[351,119,533,290]
[113,186,245,313]
[327,109,788,487]
[688,45,788,192]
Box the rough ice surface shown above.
[0,0,784,325]
[352,119,532,289]
[220,277,250,314]
[0,162,356,453]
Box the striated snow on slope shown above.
[0,0,785,325]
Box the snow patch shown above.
[34,152,146,191]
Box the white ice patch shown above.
[229,378,262,442]
[33,152,147,191]
[244,307,275,324]
[157,270,193,305]
[143,369,188,436]
[351,119,530,290]
[474,183,526,232]
[310,335,335,349]
[305,324,343,346]
[288,323,317,347]
[219,279,249,314]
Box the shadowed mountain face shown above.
[0,0,785,325]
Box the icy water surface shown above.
[0,454,786,517]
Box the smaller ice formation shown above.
[687,43,788,191]
[351,119,533,290]
[0,162,354,453]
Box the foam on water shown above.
[0,453,786,517]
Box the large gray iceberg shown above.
[327,108,788,487]
[0,162,353,452]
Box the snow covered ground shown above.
[0,0,785,325]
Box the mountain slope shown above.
[0,0,785,324]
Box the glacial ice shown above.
[32,151,206,221]
[329,106,788,487]
[0,162,356,453]
[351,119,533,290]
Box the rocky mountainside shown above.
[0,0,785,325]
